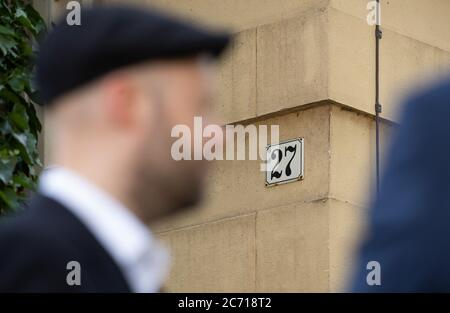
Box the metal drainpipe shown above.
[375,0,382,196]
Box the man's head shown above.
[46,57,215,222]
[37,6,229,222]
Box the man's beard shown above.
[130,160,205,222]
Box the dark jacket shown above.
[351,77,450,292]
[0,193,131,292]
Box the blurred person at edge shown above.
[350,75,450,292]
[0,5,229,292]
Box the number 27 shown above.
[270,144,297,179]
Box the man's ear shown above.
[102,74,137,129]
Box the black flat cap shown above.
[36,5,230,105]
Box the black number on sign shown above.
[270,144,298,180]
[270,148,283,179]
[284,144,297,177]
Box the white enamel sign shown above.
[266,138,304,186]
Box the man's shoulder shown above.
[0,195,77,291]
[0,194,70,255]
[0,193,133,292]
[404,76,450,114]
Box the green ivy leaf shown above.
[8,76,25,92]
[0,25,17,38]
[24,5,46,36]
[12,172,34,189]
[0,157,16,184]
[15,8,36,35]
[0,119,12,135]
[26,99,42,134]
[12,130,37,164]
[0,85,22,104]
[0,33,18,57]
[8,69,28,93]
[0,187,19,209]
[9,103,29,131]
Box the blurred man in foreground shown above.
[0,5,229,292]
[351,76,450,292]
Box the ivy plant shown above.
[0,0,46,214]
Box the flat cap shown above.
[36,5,230,105]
